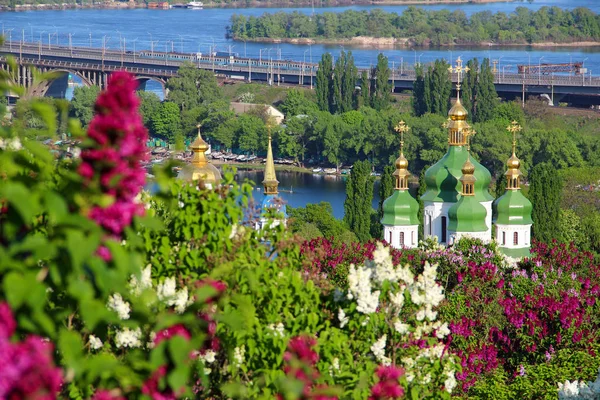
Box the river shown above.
[236,170,381,219]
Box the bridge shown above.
[1,41,600,106]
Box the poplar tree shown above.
[370,53,392,111]
[343,51,358,111]
[462,58,479,118]
[360,70,371,108]
[473,58,498,123]
[529,163,562,243]
[373,165,395,239]
[333,51,346,114]
[344,160,375,242]
[412,64,427,116]
[316,53,333,112]
[428,59,452,116]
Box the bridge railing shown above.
[2,41,600,88]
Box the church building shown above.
[381,58,533,258]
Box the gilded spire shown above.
[505,121,523,190]
[263,124,279,195]
[446,57,471,146]
[191,124,210,167]
[393,121,410,190]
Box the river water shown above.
[236,170,381,219]
[1,0,597,216]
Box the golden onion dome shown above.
[462,156,476,175]
[448,97,468,121]
[177,127,222,188]
[395,152,409,170]
[507,152,521,170]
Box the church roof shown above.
[381,190,419,226]
[448,196,488,232]
[493,190,533,225]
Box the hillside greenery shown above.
[228,6,600,45]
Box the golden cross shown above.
[448,56,470,90]
[506,120,522,147]
[464,127,476,151]
[394,120,410,149]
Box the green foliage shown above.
[412,60,451,117]
[279,89,318,117]
[529,163,562,243]
[474,58,499,123]
[166,62,223,110]
[344,160,374,242]
[69,85,101,128]
[462,58,478,118]
[137,91,162,129]
[316,53,333,113]
[151,101,182,143]
[373,165,394,239]
[370,53,392,111]
[412,64,427,117]
[289,202,356,243]
[229,7,600,45]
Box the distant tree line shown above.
[228,6,600,45]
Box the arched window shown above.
[441,217,447,243]
[428,215,432,236]
[502,231,506,245]
[400,232,405,246]
[513,232,519,245]
[411,231,415,245]
[388,231,392,244]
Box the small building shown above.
[229,102,284,125]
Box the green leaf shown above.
[3,272,29,307]
[59,329,84,373]
[1,182,38,223]
[168,335,190,365]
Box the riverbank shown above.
[235,36,600,49]
[1,0,514,11]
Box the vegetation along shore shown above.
[228,6,600,47]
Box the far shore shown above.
[236,36,600,49]
[5,0,515,12]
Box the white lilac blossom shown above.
[130,265,153,296]
[558,368,600,399]
[115,327,142,348]
[107,293,131,320]
[174,287,189,314]
[329,357,340,376]
[157,277,177,304]
[200,349,217,364]
[88,335,103,350]
[389,290,405,312]
[394,319,410,335]
[267,322,285,337]
[370,335,391,366]
[147,332,157,349]
[444,365,457,393]
[233,346,245,368]
[347,265,380,314]
[338,308,349,328]
[1,137,22,151]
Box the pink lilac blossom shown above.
[92,390,126,400]
[0,302,63,399]
[141,366,178,400]
[368,365,405,400]
[154,324,191,346]
[78,72,148,257]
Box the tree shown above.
[69,85,101,127]
[462,58,479,118]
[289,202,356,243]
[279,115,311,165]
[201,100,237,150]
[151,101,182,143]
[372,165,394,239]
[426,59,452,116]
[166,62,222,110]
[344,160,375,242]
[316,53,334,112]
[360,70,371,108]
[236,114,265,154]
[279,89,318,117]
[529,163,562,243]
[412,64,427,116]
[370,53,391,111]
[332,51,358,114]
[137,91,162,129]
[473,58,499,123]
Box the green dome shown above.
[493,190,533,225]
[422,146,494,203]
[448,196,488,232]
[381,190,419,226]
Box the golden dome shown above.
[178,126,221,188]
[395,152,409,170]
[507,152,520,170]
[448,97,468,121]
[462,156,475,175]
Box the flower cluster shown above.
[0,302,63,399]
[558,369,600,399]
[78,72,148,242]
[278,335,337,400]
[369,365,405,400]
